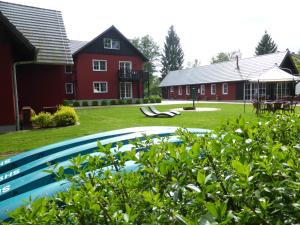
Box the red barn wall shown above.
[17,64,65,112]
[74,53,144,100]
[0,36,15,126]
[167,82,237,100]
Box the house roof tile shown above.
[160,51,290,87]
[0,1,73,65]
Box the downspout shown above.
[13,61,35,131]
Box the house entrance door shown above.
[120,82,132,99]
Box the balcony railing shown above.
[118,69,149,81]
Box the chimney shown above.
[236,55,240,70]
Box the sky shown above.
[4,0,300,66]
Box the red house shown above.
[160,51,299,101]
[0,1,73,131]
[69,26,149,102]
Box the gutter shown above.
[13,61,35,131]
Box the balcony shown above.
[118,69,149,81]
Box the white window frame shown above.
[200,84,205,95]
[178,86,182,95]
[93,82,108,93]
[64,65,72,74]
[170,87,174,92]
[222,83,228,95]
[92,60,107,72]
[119,61,132,70]
[186,86,190,95]
[211,84,216,95]
[103,38,120,50]
[65,83,73,94]
[120,82,132,99]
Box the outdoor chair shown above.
[140,107,175,118]
[148,106,180,116]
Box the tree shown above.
[211,52,230,64]
[160,25,184,80]
[186,59,201,69]
[131,35,160,96]
[255,31,278,55]
[211,50,242,64]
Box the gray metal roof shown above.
[70,40,88,55]
[160,51,289,87]
[0,1,73,65]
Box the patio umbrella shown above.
[249,66,300,101]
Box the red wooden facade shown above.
[71,53,144,100]
[68,26,148,102]
[166,82,238,101]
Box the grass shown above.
[0,103,290,158]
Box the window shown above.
[170,87,174,92]
[104,38,120,49]
[65,83,73,94]
[119,61,132,76]
[120,82,132,98]
[93,82,108,93]
[93,60,107,71]
[222,83,228,95]
[64,65,72,74]
[178,86,182,95]
[200,85,205,95]
[186,86,190,95]
[211,84,216,95]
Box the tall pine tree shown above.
[161,26,184,80]
[255,31,278,55]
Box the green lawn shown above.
[0,103,287,158]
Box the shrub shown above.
[52,106,79,127]
[7,114,300,224]
[31,112,54,128]
[101,100,108,106]
[117,99,125,105]
[143,98,149,104]
[155,96,161,103]
[110,99,117,105]
[82,101,89,107]
[63,99,71,106]
[91,100,99,106]
[73,101,80,107]
[126,99,132,104]
[149,97,156,103]
[135,99,141,104]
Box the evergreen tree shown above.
[255,31,278,55]
[160,26,184,79]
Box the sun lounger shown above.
[140,107,175,118]
[148,105,180,115]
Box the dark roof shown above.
[160,51,292,87]
[72,25,148,62]
[0,1,73,65]
[69,40,88,55]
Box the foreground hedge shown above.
[6,114,300,224]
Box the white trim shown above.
[120,82,132,99]
[170,86,174,92]
[93,81,108,93]
[119,61,132,70]
[65,83,74,94]
[200,84,205,95]
[92,60,107,71]
[64,65,72,74]
[178,86,182,95]
[186,85,190,95]
[103,38,120,50]
[211,84,216,95]
[222,83,228,95]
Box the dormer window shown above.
[104,38,120,49]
